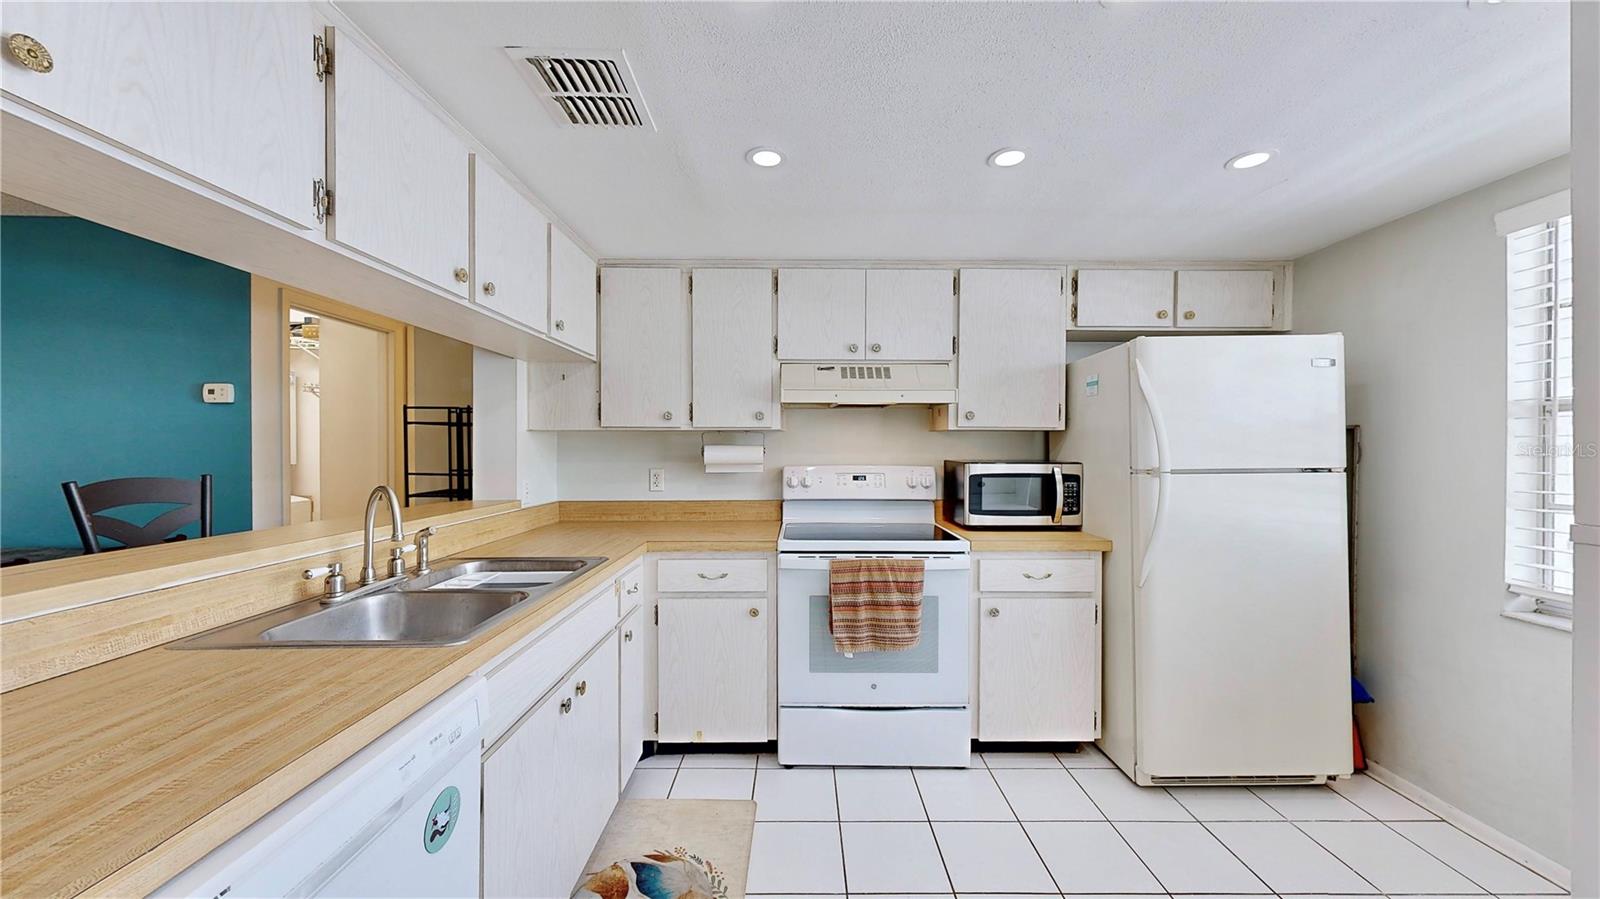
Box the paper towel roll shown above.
[703,444,764,473]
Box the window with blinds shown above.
[1505,213,1574,615]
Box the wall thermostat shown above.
[202,383,235,404]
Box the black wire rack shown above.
[403,405,472,505]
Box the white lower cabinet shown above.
[657,593,769,742]
[618,605,646,787]
[975,553,1102,742]
[483,632,619,898]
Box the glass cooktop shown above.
[779,522,964,542]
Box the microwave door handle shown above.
[1052,466,1064,524]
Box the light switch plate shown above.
[202,383,235,404]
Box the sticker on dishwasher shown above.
[424,786,461,854]
[1084,374,1099,397]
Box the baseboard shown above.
[1364,760,1572,889]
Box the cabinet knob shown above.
[560,697,573,714]
[662,411,673,421]
[748,607,760,618]
[1156,309,1169,320]
[964,410,976,421]
[848,342,860,354]
[626,583,640,594]
[555,319,566,331]
[482,281,497,296]
[453,267,469,284]
[870,342,882,353]
[624,630,634,642]
[6,34,53,74]
[575,680,588,696]
[755,410,766,421]
[1183,310,1196,321]
[988,607,1000,618]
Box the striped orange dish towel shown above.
[828,558,926,653]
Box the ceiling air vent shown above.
[506,48,656,130]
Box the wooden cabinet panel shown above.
[777,268,866,360]
[978,594,1099,741]
[658,595,768,742]
[550,227,598,356]
[472,158,549,332]
[1074,269,1176,329]
[979,557,1098,593]
[657,559,768,593]
[600,268,689,428]
[1176,270,1275,329]
[329,29,470,297]
[0,3,324,229]
[527,362,599,430]
[954,268,1066,430]
[691,268,777,429]
[866,269,956,360]
[619,606,645,788]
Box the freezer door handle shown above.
[1136,359,1172,587]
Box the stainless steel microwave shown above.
[944,461,1083,528]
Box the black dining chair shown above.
[60,474,214,554]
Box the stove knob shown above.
[785,474,798,488]
[920,474,934,488]
[801,475,814,488]
[906,474,917,488]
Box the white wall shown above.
[1293,156,1573,867]
[473,349,557,507]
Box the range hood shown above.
[780,362,956,406]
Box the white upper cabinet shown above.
[600,268,689,428]
[691,269,778,429]
[328,29,470,298]
[777,268,867,360]
[951,268,1066,430]
[471,158,549,332]
[0,3,324,229]
[527,362,600,430]
[549,227,599,357]
[1175,269,1275,329]
[866,269,957,360]
[1073,269,1175,329]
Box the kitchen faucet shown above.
[359,485,409,586]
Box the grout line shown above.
[1064,767,1168,892]
[1185,818,1290,895]
[832,768,849,896]
[1382,816,1569,893]
[983,761,1065,896]
[1371,816,1536,896]
[1285,818,1391,895]
[910,767,960,895]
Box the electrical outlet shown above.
[648,468,665,492]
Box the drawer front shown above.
[979,558,1097,593]
[617,563,644,615]
[658,559,768,593]
[482,587,618,746]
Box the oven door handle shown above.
[1052,466,1064,525]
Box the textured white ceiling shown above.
[340,1,1570,262]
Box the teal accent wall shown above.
[1,216,252,549]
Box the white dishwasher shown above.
[157,678,485,899]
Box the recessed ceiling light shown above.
[988,148,1027,168]
[746,147,783,167]
[1224,150,1274,170]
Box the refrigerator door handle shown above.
[1052,466,1065,524]
[1136,359,1172,587]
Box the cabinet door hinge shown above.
[1070,272,1078,296]
[772,269,779,294]
[653,712,659,732]
[1093,710,1099,730]
[773,335,779,355]
[597,400,602,422]
[654,606,659,625]
[687,272,693,295]
[952,335,958,355]
[312,178,333,224]
[688,402,694,423]
[1058,401,1063,421]
[312,33,332,81]
[953,271,960,295]
[596,269,602,298]
[1071,302,1078,325]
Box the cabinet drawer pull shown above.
[6,34,53,74]
[453,267,469,284]
[560,698,573,714]
[987,607,1000,618]
[575,680,588,696]
[555,319,566,331]
[697,572,729,580]
[624,630,634,642]
[662,411,673,421]
[626,583,640,595]
[748,607,760,618]
[482,281,497,296]
[964,410,976,421]
[848,342,860,354]
[870,342,882,353]
[1156,308,1170,320]
[755,410,765,421]
[1022,572,1053,580]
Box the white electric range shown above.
[776,464,973,767]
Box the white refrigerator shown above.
[1052,335,1353,785]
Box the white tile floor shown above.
[621,745,1569,898]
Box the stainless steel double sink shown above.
[173,557,606,649]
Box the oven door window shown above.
[806,594,940,674]
[969,473,1057,517]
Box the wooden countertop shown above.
[0,519,777,898]
[937,517,1114,553]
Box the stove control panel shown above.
[782,465,936,500]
